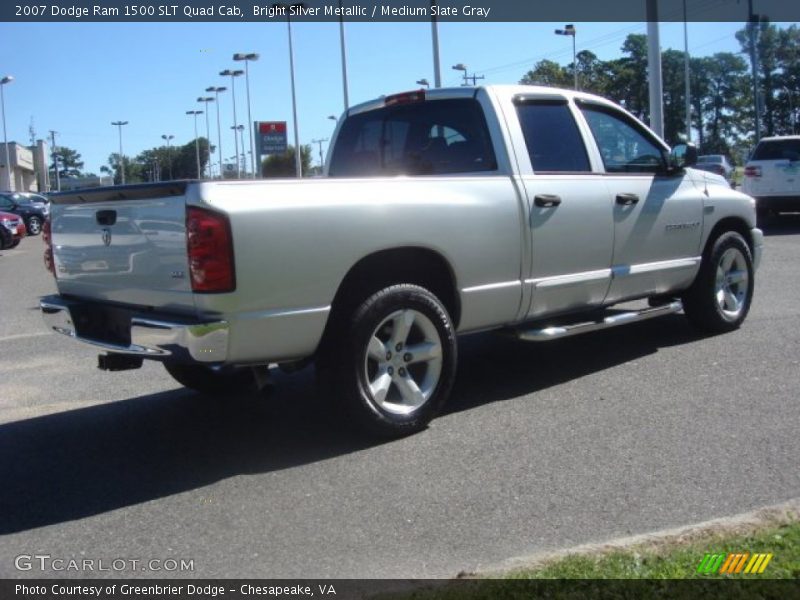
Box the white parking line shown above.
[0,331,54,343]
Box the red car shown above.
[0,210,26,249]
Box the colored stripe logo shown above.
[697,552,773,574]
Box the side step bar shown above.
[514,301,683,342]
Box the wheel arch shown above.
[703,217,754,257]
[317,246,461,356]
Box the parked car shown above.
[0,192,48,235]
[742,135,800,220]
[0,210,26,249]
[695,154,735,184]
[40,85,762,437]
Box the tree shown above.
[261,145,312,178]
[100,153,142,185]
[51,146,85,178]
[519,59,571,88]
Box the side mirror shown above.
[670,143,697,169]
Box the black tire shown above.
[26,216,43,236]
[9,238,20,248]
[324,284,457,438]
[682,231,754,333]
[163,363,254,395]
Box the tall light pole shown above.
[111,120,128,185]
[337,0,349,109]
[231,125,245,173]
[234,53,259,178]
[430,0,442,88]
[683,0,692,142]
[206,86,226,178]
[273,3,304,178]
[451,64,484,87]
[186,110,203,179]
[748,0,762,142]
[220,69,244,178]
[555,24,578,91]
[197,96,214,177]
[646,2,664,138]
[0,76,13,191]
[161,134,174,180]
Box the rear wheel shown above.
[682,231,754,333]
[324,284,457,437]
[163,363,254,395]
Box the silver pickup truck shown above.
[41,85,763,436]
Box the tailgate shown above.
[50,182,196,313]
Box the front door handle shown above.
[616,193,640,206]
[534,194,562,207]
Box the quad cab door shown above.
[575,101,704,302]
[506,95,615,319]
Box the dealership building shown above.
[1,140,49,192]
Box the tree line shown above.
[520,22,799,163]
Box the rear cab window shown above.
[514,99,591,173]
[329,98,497,177]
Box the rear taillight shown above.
[744,165,762,178]
[43,217,55,275]
[186,206,235,293]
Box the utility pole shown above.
[311,138,328,172]
[49,130,61,192]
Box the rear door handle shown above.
[534,194,562,207]
[616,193,640,206]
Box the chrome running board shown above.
[515,301,683,342]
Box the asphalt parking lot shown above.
[1,219,799,579]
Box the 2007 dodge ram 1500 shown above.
[41,85,764,436]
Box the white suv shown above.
[742,135,800,220]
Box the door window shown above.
[580,104,667,174]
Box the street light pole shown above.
[206,86,226,178]
[186,110,203,179]
[338,0,349,109]
[1,76,13,191]
[683,0,692,142]
[430,0,442,88]
[273,3,304,178]
[748,0,762,142]
[161,134,174,180]
[197,97,214,177]
[234,53,260,178]
[554,24,578,91]
[220,69,244,178]
[111,120,128,185]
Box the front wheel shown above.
[163,363,254,395]
[682,231,754,333]
[328,284,457,438]
[26,216,42,236]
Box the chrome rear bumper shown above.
[40,295,228,363]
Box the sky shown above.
[0,18,791,176]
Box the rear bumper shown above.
[40,295,228,363]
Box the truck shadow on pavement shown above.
[1,314,707,534]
